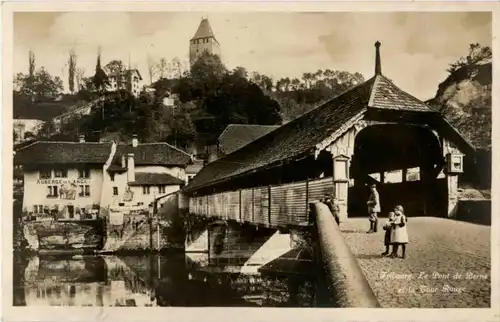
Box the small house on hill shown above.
[184,42,474,224]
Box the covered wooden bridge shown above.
[183,41,474,228]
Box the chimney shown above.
[121,154,126,168]
[132,134,138,148]
[127,153,135,182]
[79,134,85,143]
[374,41,382,75]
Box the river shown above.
[13,252,325,307]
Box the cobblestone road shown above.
[340,217,491,308]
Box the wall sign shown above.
[36,179,90,185]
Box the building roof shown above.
[14,141,113,165]
[128,172,185,186]
[191,18,217,40]
[184,72,468,193]
[111,143,192,167]
[218,124,281,155]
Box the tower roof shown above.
[191,18,216,40]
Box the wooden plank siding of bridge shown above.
[188,177,334,229]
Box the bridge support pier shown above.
[184,214,314,276]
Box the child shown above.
[381,211,395,256]
[390,205,409,259]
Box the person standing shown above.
[381,211,395,256]
[390,205,409,259]
[366,184,381,233]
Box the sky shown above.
[13,11,491,100]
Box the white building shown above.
[106,69,143,98]
[14,135,193,220]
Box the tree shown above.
[68,50,77,93]
[172,57,183,79]
[14,67,64,102]
[75,67,85,92]
[448,43,492,74]
[251,72,274,92]
[24,132,36,141]
[27,51,36,101]
[92,51,109,91]
[232,67,248,79]
[155,58,169,79]
[204,68,282,134]
[104,60,126,74]
[189,52,227,100]
[147,55,157,84]
[167,112,197,148]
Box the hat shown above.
[369,184,377,188]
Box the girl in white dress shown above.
[390,205,409,259]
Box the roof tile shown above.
[113,143,192,167]
[218,124,281,155]
[128,172,185,186]
[369,75,433,112]
[14,142,112,165]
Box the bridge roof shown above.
[184,44,472,194]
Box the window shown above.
[158,185,166,194]
[47,186,58,198]
[54,168,68,178]
[67,205,75,219]
[110,173,115,181]
[142,186,150,195]
[406,167,420,182]
[79,185,90,197]
[33,205,40,213]
[384,170,403,183]
[78,167,91,179]
[39,170,51,179]
[113,187,118,196]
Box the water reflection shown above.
[13,253,317,307]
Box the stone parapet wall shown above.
[22,220,104,251]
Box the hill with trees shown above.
[28,50,364,156]
[427,43,492,151]
[15,44,490,162]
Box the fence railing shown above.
[189,177,334,227]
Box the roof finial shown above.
[375,41,382,75]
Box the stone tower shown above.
[189,17,221,66]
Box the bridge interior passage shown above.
[349,123,448,217]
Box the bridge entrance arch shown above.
[347,122,447,217]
